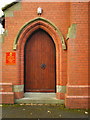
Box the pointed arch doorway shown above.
[24,29,56,92]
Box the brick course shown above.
[1,1,89,108]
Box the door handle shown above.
[41,64,46,69]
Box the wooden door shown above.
[24,29,56,92]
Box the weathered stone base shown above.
[56,85,66,100]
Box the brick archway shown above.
[15,18,65,99]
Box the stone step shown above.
[15,92,64,104]
[24,92,56,98]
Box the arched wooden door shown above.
[24,29,56,92]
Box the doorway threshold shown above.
[15,92,64,104]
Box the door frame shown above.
[14,17,66,98]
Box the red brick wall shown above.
[65,2,89,109]
[1,2,89,108]
[68,2,88,85]
[2,2,70,87]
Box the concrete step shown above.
[15,92,64,104]
[24,92,56,98]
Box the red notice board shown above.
[6,52,16,65]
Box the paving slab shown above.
[0,104,89,119]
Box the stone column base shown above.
[13,85,24,99]
[0,83,14,104]
[65,96,89,109]
[56,85,66,100]
[65,85,90,109]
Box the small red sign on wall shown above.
[6,52,16,65]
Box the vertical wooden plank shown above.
[24,29,56,92]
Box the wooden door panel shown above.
[24,29,56,92]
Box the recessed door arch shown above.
[24,29,56,92]
[15,19,62,96]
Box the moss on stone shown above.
[3,2,21,17]
[66,24,77,39]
